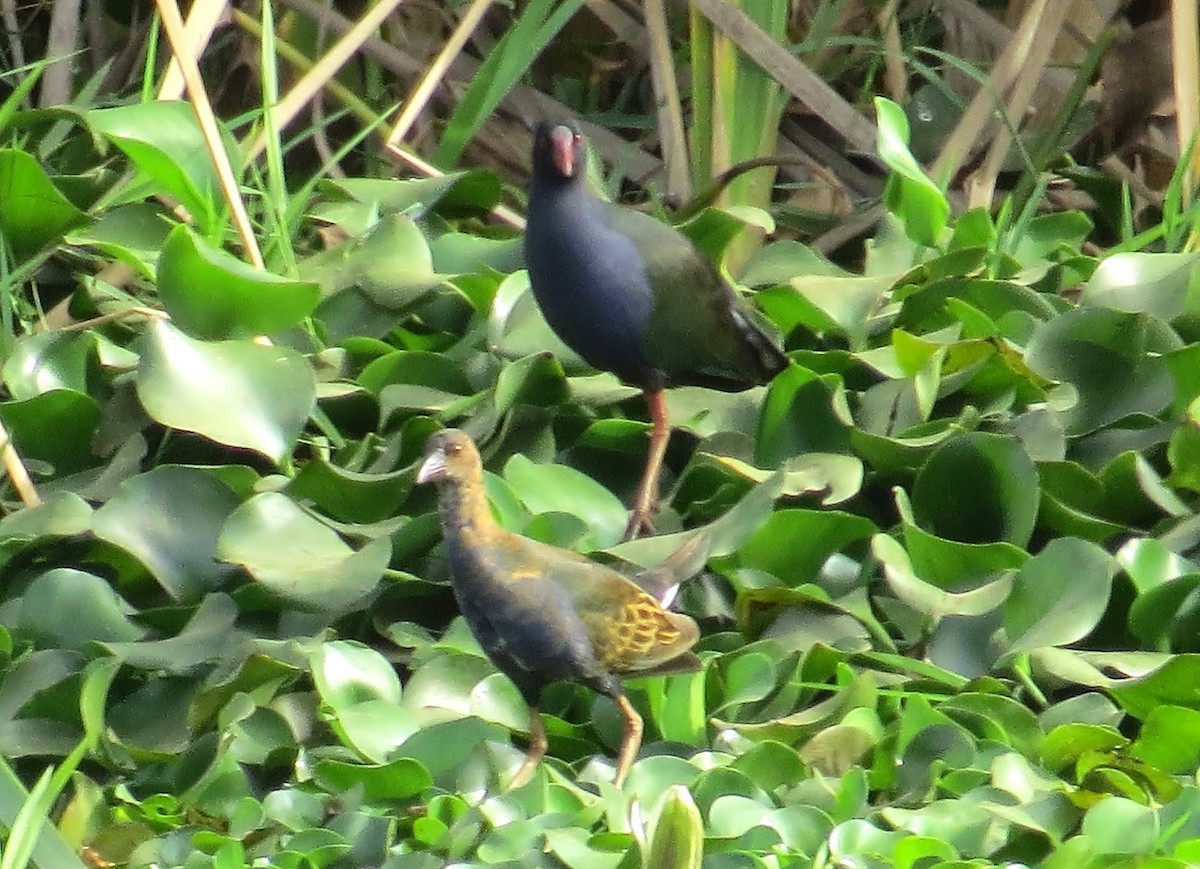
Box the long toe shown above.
[508,707,548,789]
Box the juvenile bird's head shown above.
[533,120,584,181]
[416,429,483,486]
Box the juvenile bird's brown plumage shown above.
[417,429,701,788]
[525,120,787,538]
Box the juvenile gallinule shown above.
[525,120,788,539]
[416,429,701,788]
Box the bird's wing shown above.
[489,531,700,675]
[601,204,785,387]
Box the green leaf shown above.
[301,214,442,310]
[788,274,893,351]
[0,149,86,258]
[756,365,850,465]
[874,534,1014,618]
[157,225,320,339]
[0,390,100,475]
[64,202,173,277]
[92,466,242,601]
[503,453,627,549]
[644,786,702,869]
[911,432,1040,547]
[1024,308,1175,436]
[875,97,950,246]
[1082,251,1200,320]
[3,331,100,400]
[17,568,144,648]
[135,320,315,462]
[726,510,876,587]
[1080,797,1157,855]
[1111,656,1200,718]
[1003,538,1116,654]
[217,493,390,611]
[322,171,502,216]
[89,102,230,230]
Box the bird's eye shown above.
[448,443,462,455]
[573,134,582,146]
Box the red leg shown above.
[508,705,547,789]
[613,694,644,787]
[624,388,669,540]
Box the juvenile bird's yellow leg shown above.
[508,706,548,789]
[613,694,645,787]
[625,388,669,540]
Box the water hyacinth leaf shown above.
[92,466,242,601]
[489,271,584,367]
[100,593,241,671]
[3,330,99,400]
[1003,538,1116,655]
[493,352,571,414]
[157,225,320,339]
[136,320,315,463]
[896,493,1029,589]
[430,232,524,275]
[912,432,1040,547]
[64,202,173,277]
[17,568,144,649]
[875,97,949,246]
[756,365,851,466]
[798,707,883,776]
[312,641,402,708]
[1130,705,1200,774]
[300,214,442,310]
[1010,211,1093,267]
[503,453,626,549]
[726,509,876,587]
[1082,251,1200,320]
[0,491,92,542]
[741,239,850,286]
[89,102,228,230]
[1080,797,1158,855]
[717,651,776,711]
[874,534,1014,619]
[0,148,86,257]
[324,171,502,216]
[1024,307,1175,436]
[0,390,101,475]
[1127,574,1200,650]
[789,274,893,350]
[356,350,472,397]
[707,794,772,838]
[393,718,512,781]
[644,785,702,869]
[286,459,413,525]
[312,758,431,801]
[218,493,390,611]
[1110,656,1200,718]
[311,641,417,762]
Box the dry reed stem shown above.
[153,0,264,269]
[385,0,494,148]
[245,0,409,163]
[643,0,691,200]
[158,1,230,100]
[964,0,1071,209]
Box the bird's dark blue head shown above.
[533,120,584,182]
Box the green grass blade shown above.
[435,0,587,167]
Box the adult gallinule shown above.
[416,429,701,788]
[525,120,788,539]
